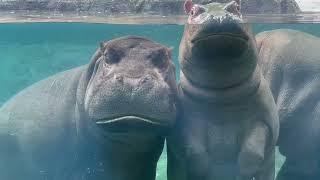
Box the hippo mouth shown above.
[191,33,249,43]
[95,115,170,133]
[191,33,249,58]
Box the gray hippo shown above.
[0,36,178,180]
[167,1,279,180]
[256,29,320,180]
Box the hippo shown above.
[167,1,279,180]
[256,29,320,180]
[0,36,178,180]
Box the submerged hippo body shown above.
[256,29,320,180]
[167,1,279,180]
[0,36,177,180]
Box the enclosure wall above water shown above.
[0,0,319,24]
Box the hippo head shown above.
[74,36,177,179]
[180,0,258,89]
[80,36,177,137]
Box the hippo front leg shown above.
[276,158,320,180]
[238,121,274,180]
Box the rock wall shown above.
[0,0,301,15]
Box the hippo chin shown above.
[167,1,279,180]
[0,36,177,180]
[256,29,320,180]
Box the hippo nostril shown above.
[114,75,124,83]
[224,1,241,17]
[141,76,151,83]
[140,76,152,84]
[190,5,205,17]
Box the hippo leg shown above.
[237,152,275,180]
[276,116,320,180]
[276,156,320,180]
[276,140,320,180]
[238,121,275,180]
[255,150,275,180]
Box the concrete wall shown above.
[0,0,301,15]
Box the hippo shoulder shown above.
[256,29,308,43]
[0,65,86,134]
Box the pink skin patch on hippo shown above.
[184,0,241,13]
[235,0,241,11]
[184,0,193,14]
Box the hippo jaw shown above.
[83,36,177,134]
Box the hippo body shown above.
[167,1,279,180]
[256,29,320,180]
[0,36,177,180]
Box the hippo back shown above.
[256,29,320,155]
[0,66,85,179]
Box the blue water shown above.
[1,22,320,179]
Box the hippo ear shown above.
[166,47,173,58]
[99,42,105,52]
[184,0,193,14]
[234,0,241,10]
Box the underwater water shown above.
[1,22,320,179]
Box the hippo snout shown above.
[85,73,176,127]
[112,73,159,87]
[224,1,241,17]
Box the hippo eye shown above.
[149,48,169,69]
[105,48,123,64]
[190,5,204,17]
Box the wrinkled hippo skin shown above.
[0,36,178,180]
[256,29,320,180]
[167,1,279,180]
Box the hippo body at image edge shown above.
[256,29,320,180]
[167,1,279,180]
[0,36,178,180]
